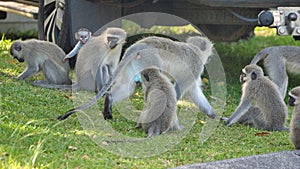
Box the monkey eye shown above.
[15,45,22,51]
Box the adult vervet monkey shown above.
[75,27,127,91]
[250,46,300,98]
[34,27,127,91]
[288,86,300,149]
[63,28,92,61]
[58,36,215,120]
[136,68,182,137]
[10,39,71,85]
[223,64,288,131]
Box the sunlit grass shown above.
[1,32,299,168]
[254,26,277,37]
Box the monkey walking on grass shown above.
[10,39,71,85]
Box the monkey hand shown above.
[63,56,70,62]
[103,93,113,120]
[221,117,233,126]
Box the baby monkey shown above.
[223,64,288,131]
[288,86,300,149]
[136,68,183,137]
[10,39,71,85]
[63,28,92,61]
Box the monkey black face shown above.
[107,36,119,49]
[80,36,89,44]
[289,96,296,106]
[10,44,24,62]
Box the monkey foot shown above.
[103,93,113,120]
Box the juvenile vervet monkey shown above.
[63,28,92,61]
[58,36,215,120]
[223,64,288,131]
[288,86,300,149]
[35,27,127,91]
[136,68,182,137]
[250,46,300,98]
[10,39,71,85]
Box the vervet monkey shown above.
[10,39,71,85]
[250,46,300,98]
[63,28,92,61]
[136,68,182,137]
[288,86,300,149]
[223,64,288,131]
[58,36,215,120]
[35,27,127,91]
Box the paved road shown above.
[173,150,300,169]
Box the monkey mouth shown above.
[13,56,24,62]
[239,73,246,83]
[289,98,296,106]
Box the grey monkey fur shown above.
[224,64,288,131]
[250,46,300,98]
[136,68,182,137]
[10,39,71,85]
[58,35,216,120]
[288,86,300,149]
[33,27,126,92]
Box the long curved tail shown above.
[33,82,75,90]
[57,76,113,120]
[250,49,269,64]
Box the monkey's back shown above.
[134,36,204,77]
[74,36,106,90]
[22,39,69,70]
[75,36,104,74]
[142,70,177,133]
[254,77,288,130]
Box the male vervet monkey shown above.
[10,39,71,85]
[34,27,127,91]
[136,68,182,137]
[250,46,300,98]
[223,64,288,131]
[288,86,300,149]
[63,28,92,61]
[58,36,215,120]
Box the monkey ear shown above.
[143,74,150,82]
[107,36,119,49]
[251,72,257,80]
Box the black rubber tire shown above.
[38,0,74,67]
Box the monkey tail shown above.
[33,82,74,90]
[58,76,113,120]
[250,49,269,64]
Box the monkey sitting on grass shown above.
[223,64,289,131]
[10,39,71,85]
[288,86,300,149]
[136,68,183,137]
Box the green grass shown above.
[1,31,300,168]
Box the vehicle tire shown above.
[38,0,74,67]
